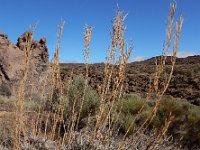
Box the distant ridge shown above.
[132,55,200,65]
[60,55,200,105]
[60,55,200,65]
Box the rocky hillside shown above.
[0,32,50,98]
[60,56,200,105]
[0,32,199,105]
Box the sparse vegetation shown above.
[158,96,200,147]
[1,1,200,150]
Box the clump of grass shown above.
[188,107,200,124]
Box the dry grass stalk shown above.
[49,20,65,141]
[118,2,184,149]
[51,20,65,96]
[5,2,185,149]
[90,9,133,147]
[13,24,37,149]
[142,3,183,130]
[145,112,174,150]
[76,25,93,130]
[26,21,66,146]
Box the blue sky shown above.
[0,0,199,63]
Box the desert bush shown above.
[117,94,148,115]
[113,94,148,135]
[187,105,200,123]
[65,75,99,118]
[159,96,188,117]
[113,93,167,135]
[157,96,200,147]
[23,100,42,112]
[0,96,14,105]
[118,113,136,135]
[114,93,200,148]
[114,94,162,135]
[0,96,42,112]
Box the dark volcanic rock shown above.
[60,56,200,104]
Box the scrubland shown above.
[0,2,200,150]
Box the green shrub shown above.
[66,75,99,118]
[159,96,189,118]
[117,94,148,115]
[116,94,200,147]
[113,94,151,136]
[23,100,42,112]
[115,113,135,135]
[188,106,200,124]
[0,96,13,105]
[157,96,200,147]
[0,96,15,111]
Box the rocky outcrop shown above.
[0,32,50,97]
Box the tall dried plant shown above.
[13,24,37,149]
[49,20,65,140]
[142,2,184,130]
[90,9,133,146]
[76,25,93,130]
[118,2,184,149]
[10,1,185,149]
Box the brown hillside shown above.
[60,56,200,105]
[0,32,199,105]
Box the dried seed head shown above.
[84,25,92,50]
